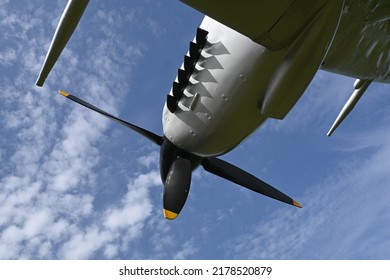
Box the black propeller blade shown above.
[163,157,192,220]
[58,90,163,146]
[201,157,302,208]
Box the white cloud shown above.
[2,0,389,261]
[173,240,198,260]
[103,171,160,231]
[138,151,159,168]
[225,112,390,260]
[23,209,53,238]
[104,244,119,259]
[59,226,112,259]
[0,48,16,65]
[0,0,156,260]
[147,18,167,37]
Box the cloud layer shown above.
[0,0,160,259]
[1,0,389,260]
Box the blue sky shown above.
[1,0,390,259]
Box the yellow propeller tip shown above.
[58,90,70,97]
[293,200,302,208]
[163,209,178,220]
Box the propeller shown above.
[36,0,90,86]
[56,90,302,219]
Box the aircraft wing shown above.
[179,0,330,50]
[37,0,329,86]
[180,0,344,119]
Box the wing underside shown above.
[180,0,390,83]
[179,0,330,51]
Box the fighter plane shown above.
[36,0,389,219]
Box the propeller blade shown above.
[163,157,192,220]
[36,0,90,86]
[201,157,302,208]
[58,90,163,146]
